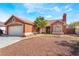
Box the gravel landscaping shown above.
[0,34,79,56]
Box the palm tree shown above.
[34,16,48,33]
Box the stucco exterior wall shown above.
[25,24,33,32]
[24,24,34,36]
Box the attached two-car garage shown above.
[5,15,34,36]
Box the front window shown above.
[53,24,63,33]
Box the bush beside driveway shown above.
[0,34,79,56]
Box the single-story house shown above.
[5,15,34,36]
[5,13,69,36]
[41,13,67,34]
[0,22,6,34]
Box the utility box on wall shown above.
[75,26,79,34]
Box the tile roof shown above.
[47,19,64,26]
[13,15,33,25]
[5,15,33,25]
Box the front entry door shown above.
[46,26,50,33]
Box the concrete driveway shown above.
[0,34,41,48]
[0,36,24,48]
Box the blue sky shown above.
[0,3,79,24]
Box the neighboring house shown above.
[0,22,6,34]
[69,21,79,34]
[5,15,34,36]
[41,13,67,34]
[75,26,79,34]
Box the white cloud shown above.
[45,15,52,19]
[64,5,70,9]
[24,3,44,13]
[23,3,53,15]
[0,10,10,22]
[66,8,72,12]
[24,4,33,13]
[64,5,72,12]
[51,5,72,13]
[52,6,60,12]
[24,4,36,13]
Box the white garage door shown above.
[8,25,23,36]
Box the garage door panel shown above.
[8,25,23,36]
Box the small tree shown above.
[34,16,48,33]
